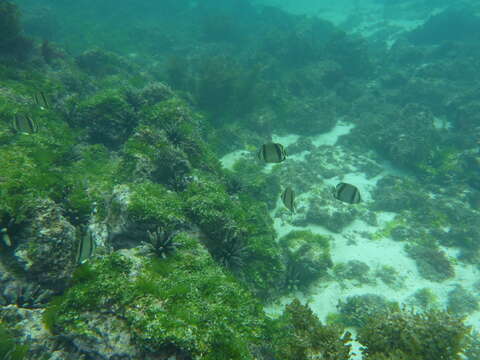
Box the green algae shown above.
[268,299,351,360]
[43,235,267,359]
[127,181,186,228]
[0,322,28,360]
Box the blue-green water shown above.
[1,0,479,359]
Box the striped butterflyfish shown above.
[33,92,49,109]
[257,142,287,163]
[281,186,295,213]
[333,182,361,204]
[76,230,96,264]
[11,114,39,134]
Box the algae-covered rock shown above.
[279,230,332,291]
[405,242,455,282]
[43,236,267,359]
[12,199,77,291]
[357,305,472,360]
[269,299,352,360]
[74,89,138,149]
[106,183,187,250]
[304,185,359,232]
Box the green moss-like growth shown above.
[0,107,77,222]
[279,230,332,292]
[0,322,28,360]
[333,260,372,285]
[74,89,137,149]
[410,288,439,311]
[229,158,281,209]
[269,299,351,360]
[405,241,455,282]
[43,235,267,359]
[182,173,284,299]
[76,48,132,76]
[447,285,480,316]
[375,265,404,289]
[357,305,472,360]
[337,294,398,328]
[127,181,186,230]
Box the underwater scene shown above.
[1,0,480,359]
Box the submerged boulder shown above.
[12,199,77,291]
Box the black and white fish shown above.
[32,92,49,109]
[257,143,287,163]
[281,186,296,213]
[76,230,96,264]
[333,182,361,204]
[11,114,39,134]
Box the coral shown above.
[269,299,351,360]
[357,306,472,360]
[447,285,479,316]
[279,230,332,292]
[405,241,455,282]
[337,294,398,328]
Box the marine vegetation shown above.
[374,264,404,289]
[71,88,138,149]
[42,235,267,359]
[446,285,480,317]
[0,322,28,360]
[0,0,33,61]
[267,299,352,360]
[333,260,372,285]
[357,304,472,360]
[336,294,398,328]
[404,241,455,282]
[182,173,285,298]
[279,230,332,292]
[410,288,439,311]
[229,157,281,209]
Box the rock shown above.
[68,313,141,360]
[305,185,359,232]
[13,199,77,291]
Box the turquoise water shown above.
[1,0,480,359]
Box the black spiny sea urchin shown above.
[141,228,181,259]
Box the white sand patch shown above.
[272,133,299,147]
[220,149,250,170]
[311,121,355,147]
